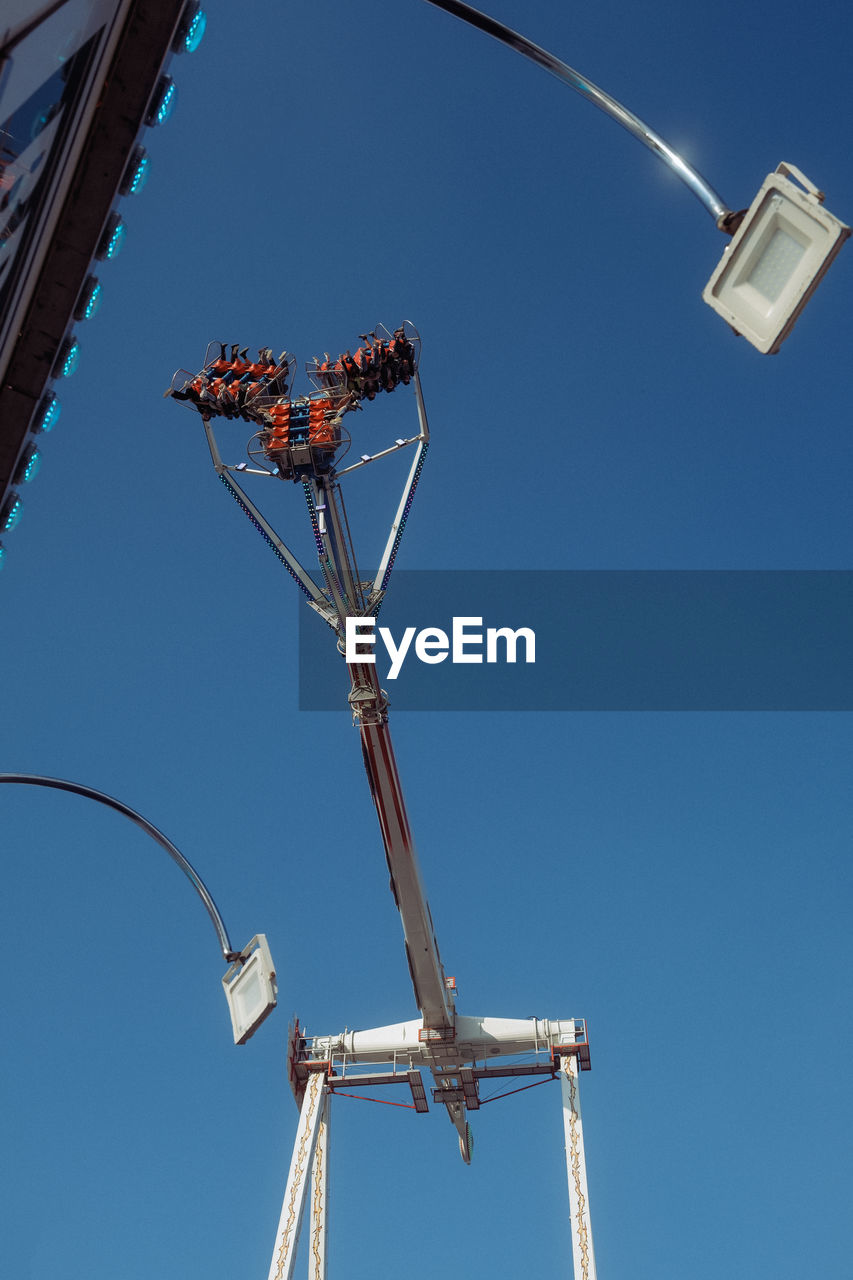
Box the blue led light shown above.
[104,219,125,259]
[120,147,150,196]
[1,494,23,532]
[129,151,150,192]
[0,544,6,570]
[184,8,207,52]
[16,447,42,484]
[97,213,126,260]
[36,394,61,433]
[156,81,177,124]
[75,275,102,321]
[147,76,177,127]
[83,281,102,318]
[56,338,80,378]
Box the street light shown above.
[222,934,278,1044]
[423,1,849,352]
[0,773,277,1044]
[702,163,850,354]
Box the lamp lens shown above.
[234,968,263,1022]
[747,226,807,304]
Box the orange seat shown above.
[266,426,289,450]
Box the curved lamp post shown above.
[0,772,277,1044]
[423,0,850,352]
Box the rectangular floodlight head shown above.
[222,934,277,1045]
[703,163,850,354]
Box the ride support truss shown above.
[267,1016,595,1280]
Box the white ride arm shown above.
[351,662,455,1032]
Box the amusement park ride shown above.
[168,326,598,1280]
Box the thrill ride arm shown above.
[313,474,452,1028]
[304,368,451,1031]
[183,332,449,1030]
[349,661,456,1032]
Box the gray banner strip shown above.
[298,571,853,711]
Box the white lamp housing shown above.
[703,162,850,353]
[222,934,277,1044]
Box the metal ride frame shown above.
[191,329,597,1280]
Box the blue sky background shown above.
[2,1,852,1277]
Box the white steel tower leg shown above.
[308,1091,331,1280]
[267,1071,328,1280]
[560,1056,597,1280]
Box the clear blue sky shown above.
[2,2,852,1277]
